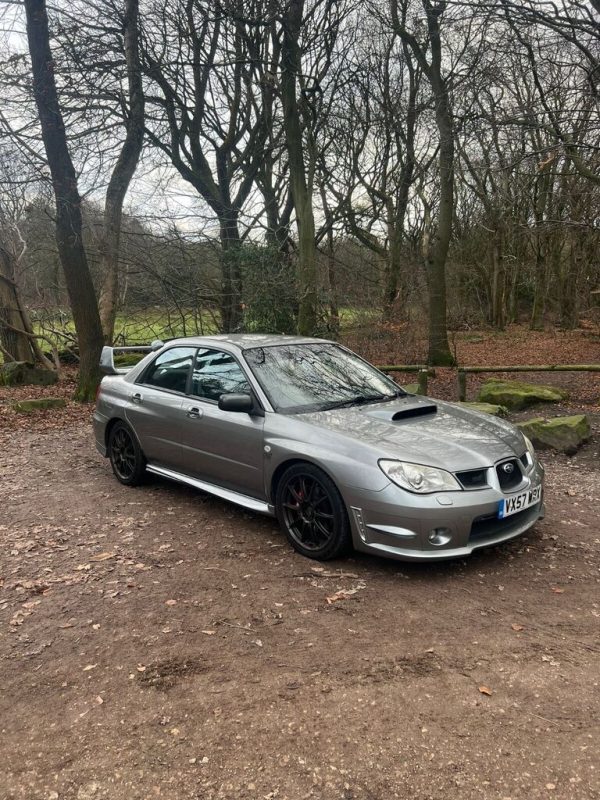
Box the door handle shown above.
[131,392,143,404]
[186,406,203,419]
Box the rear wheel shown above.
[108,422,146,486]
[275,463,351,560]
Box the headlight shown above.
[379,460,462,494]
[524,435,537,462]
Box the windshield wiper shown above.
[322,393,395,410]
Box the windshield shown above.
[243,343,404,413]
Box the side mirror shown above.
[218,393,257,414]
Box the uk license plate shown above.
[499,484,542,519]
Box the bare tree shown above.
[137,0,275,332]
[277,0,352,334]
[326,18,425,320]
[389,0,456,364]
[97,0,145,343]
[24,0,103,400]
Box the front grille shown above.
[456,468,489,490]
[496,458,523,491]
[470,502,542,542]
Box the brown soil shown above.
[1,326,599,799]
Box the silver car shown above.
[93,335,544,562]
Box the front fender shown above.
[264,434,390,498]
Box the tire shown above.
[275,463,351,561]
[108,421,146,486]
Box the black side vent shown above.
[391,405,437,421]
[456,469,489,490]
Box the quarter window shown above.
[191,348,250,402]
[142,347,195,393]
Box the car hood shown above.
[297,396,525,471]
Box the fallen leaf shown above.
[83,664,97,671]
[478,685,492,696]
[165,599,177,606]
[326,588,360,604]
[201,630,216,636]
[90,552,115,562]
[511,623,525,631]
[551,588,565,594]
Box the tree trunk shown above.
[529,160,552,331]
[384,216,406,319]
[560,230,581,329]
[219,211,243,332]
[383,48,416,320]
[99,0,145,344]
[530,242,546,330]
[0,246,33,361]
[280,0,318,336]
[391,0,454,365]
[24,0,103,401]
[490,226,506,330]
[426,83,454,365]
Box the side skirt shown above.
[146,463,275,517]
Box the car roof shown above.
[164,334,333,351]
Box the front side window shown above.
[191,348,250,402]
[142,347,196,393]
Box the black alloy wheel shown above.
[275,463,351,560]
[108,422,146,486]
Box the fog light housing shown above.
[428,528,451,546]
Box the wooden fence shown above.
[378,364,600,400]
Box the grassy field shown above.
[1,306,383,366]
[26,306,380,348]
[29,308,221,348]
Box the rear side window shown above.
[142,347,195,393]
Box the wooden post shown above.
[457,368,467,401]
[417,368,428,395]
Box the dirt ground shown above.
[1,326,599,800]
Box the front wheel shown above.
[275,463,351,560]
[108,421,146,486]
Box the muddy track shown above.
[0,422,599,800]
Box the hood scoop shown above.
[365,399,438,423]
[391,403,437,420]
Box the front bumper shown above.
[343,461,545,561]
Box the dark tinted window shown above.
[143,347,195,393]
[191,348,250,402]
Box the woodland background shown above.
[0,0,598,399]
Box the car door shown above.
[178,347,265,498]
[125,346,196,467]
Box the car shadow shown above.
[142,469,547,583]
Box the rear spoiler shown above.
[100,340,164,376]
